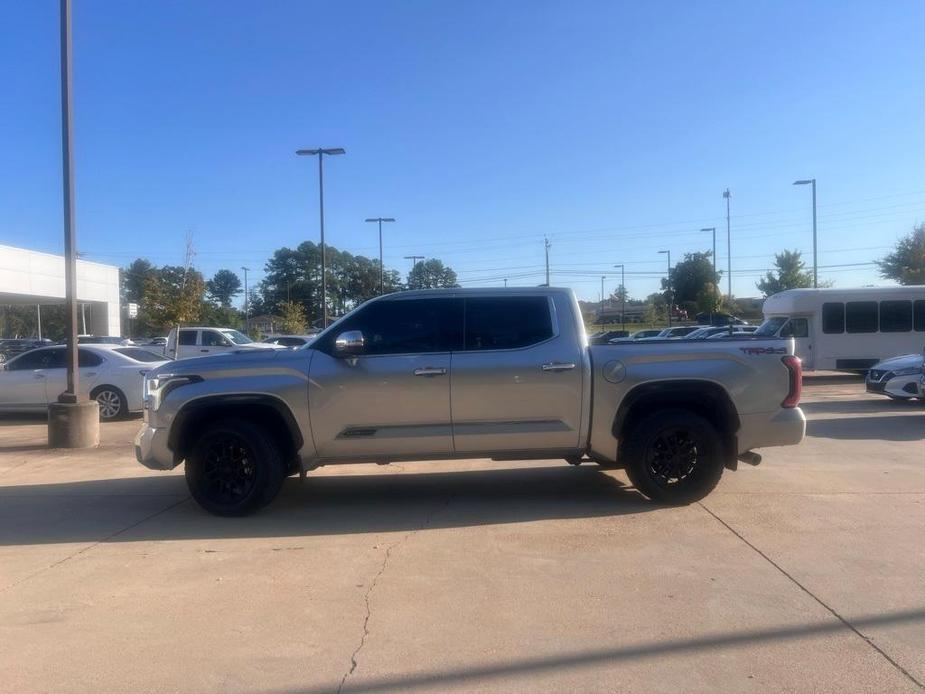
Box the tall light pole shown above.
[504,278,508,287]
[701,227,717,324]
[613,264,625,330]
[404,255,424,288]
[365,217,395,295]
[296,147,345,328]
[544,236,551,286]
[241,266,250,334]
[659,250,672,327]
[48,0,98,447]
[600,275,606,325]
[793,178,818,288]
[723,189,732,300]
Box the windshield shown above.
[221,329,253,345]
[754,317,788,337]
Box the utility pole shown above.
[700,227,717,324]
[659,249,672,328]
[613,264,625,330]
[504,278,508,287]
[365,217,395,295]
[793,178,818,287]
[296,147,345,328]
[723,189,732,301]
[241,266,250,334]
[544,236,551,286]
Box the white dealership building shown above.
[0,243,121,337]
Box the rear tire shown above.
[622,409,725,504]
[91,385,128,421]
[184,419,286,516]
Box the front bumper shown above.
[867,375,920,399]
[134,424,177,470]
[736,407,806,453]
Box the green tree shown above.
[278,301,307,334]
[877,223,925,285]
[206,269,242,307]
[142,265,206,332]
[756,249,814,297]
[662,252,718,307]
[407,258,458,289]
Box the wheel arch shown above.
[613,380,740,465]
[169,394,303,472]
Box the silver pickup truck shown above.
[135,288,805,515]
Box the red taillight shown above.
[781,355,802,408]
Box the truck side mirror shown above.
[334,330,365,356]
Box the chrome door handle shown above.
[541,362,576,372]
[413,367,447,376]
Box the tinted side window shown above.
[178,330,198,346]
[464,296,554,350]
[845,301,878,333]
[9,349,52,370]
[327,298,462,355]
[781,318,809,338]
[879,300,912,333]
[822,302,844,334]
[915,301,925,332]
[201,330,227,347]
[45,349,67,368]
[78,349,103,367]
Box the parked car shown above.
[588,330,629,345]
[0,338,53,361]
[706,326,758,339]
[0,344,168,420]
[165,327,282,360]
[685,326,759,340]
[865,353,924,400]
[262,334,318,348]
[136,288,805,516]
[610,329,663,342]
[696,312,750,327]
[76,335,135,345]
[634,325,710,340]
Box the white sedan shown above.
[865,353,924,401]
[0,344,168,420]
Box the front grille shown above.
[867,369,890,382]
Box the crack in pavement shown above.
[337,494,456,694]
[698,501,924,690]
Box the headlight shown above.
[143,373,201,411]
[892,367,920,376]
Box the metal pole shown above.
[378,218,384,294]
[59,0,79,402]
[600,276,605,325]
[504,278,508,287]
[619,264,625,330]
[544,237,550,286]
[318,154,327,327]
[241,267,250,333]
[812,179,817,288]
[724,189,732,301]
[37,305,42,340]
[667,250,672,328]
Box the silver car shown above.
[865,353,924,400]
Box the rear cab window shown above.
[178,330,198,346]
[463,296,554,350]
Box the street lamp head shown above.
[365,217,396,223]
[658,250,669,255]
[296,148,346,156]
[700,227,715,232]
[793,179,814,186]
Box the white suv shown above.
[165,327,280,360]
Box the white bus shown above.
[756,286,925,371]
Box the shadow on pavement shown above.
[803,373,864,386]
[287,607,925,693]
[807,414,925,441]
[0,465,654,546]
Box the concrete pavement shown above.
[1,376,923,692]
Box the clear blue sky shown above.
[3,0,925,303]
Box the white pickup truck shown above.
[136,288,805,515]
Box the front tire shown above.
[184,419,286,516]
[92,386,128,421]
[622,409,725,504]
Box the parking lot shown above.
[1,375,923,693]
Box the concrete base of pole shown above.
[48,401,100,448]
